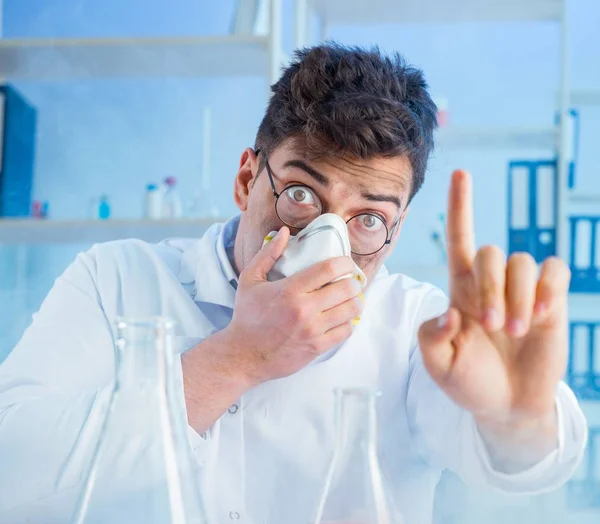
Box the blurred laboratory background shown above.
[0,0,599,522]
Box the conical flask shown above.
[314,388,404,524]
[73,317,207,524]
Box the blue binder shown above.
[567,321,600,398]
[0,85,37,218]
[507,159,557,262]
[570,216,600,293]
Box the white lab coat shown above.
[0,216,588,524]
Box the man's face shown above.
[233,141,412,284]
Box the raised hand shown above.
[418,170,571,466]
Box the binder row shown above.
[508,161,600,292]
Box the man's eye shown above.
[285,186,316,205]
[359,215,384,230]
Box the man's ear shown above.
[234,148,260,212]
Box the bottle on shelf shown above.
[88,195,111,220]
[98,195,111,220]
[144,183,163,220]
[162,176,183,219]
[31,200,48,219]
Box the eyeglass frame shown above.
[255,149,402,256]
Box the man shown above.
[0,43,588,523]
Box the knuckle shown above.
[301,324,319,340]
[481,283,501,305]
[508,251,536,267]
[544,256,570,275]
[309,339,326,355]
[237,269,251,287]
[322,259,340,278]
[539,258,571,293]
[280,282,299,300]
[289,303,308,324]
[478,244,505,260]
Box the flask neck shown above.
[114,318,174,393]
[334,388,379,455]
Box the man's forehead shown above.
[274,141,412,192]
[308,152,412,198]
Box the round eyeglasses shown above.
[258,150,400,256]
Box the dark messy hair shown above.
[255,42,438,204]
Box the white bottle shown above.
[161,176,183,219]
[144,183,163,219]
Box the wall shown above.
[1,1,600,523]
[1,0,599,357]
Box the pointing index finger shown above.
[446,170,476,277]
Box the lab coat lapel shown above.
[178,222,236,310]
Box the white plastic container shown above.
[161,176,183,219]
[144,183,162,219]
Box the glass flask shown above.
[73,317,207,524]
[313,388,404,524]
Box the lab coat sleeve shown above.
[405,288,588,494]
[0,247,209,521]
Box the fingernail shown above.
[483,308,500,330]
[352,316,361,327]
[357,291,365,303]
[263,234,274,243]
[437,313,448,329]
[508,318,525,337]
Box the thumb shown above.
[243,226,290,283]
[417,307,462,382]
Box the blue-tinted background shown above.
[1,1,599,522]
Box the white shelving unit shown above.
[303,0,563,24]
[435,126,557,150]
[0,36,273,80]
[0,2,285,84]
[0,218,223,245]
[0,0,285,248]
[570,90,600,107]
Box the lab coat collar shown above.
[178,216,240,310]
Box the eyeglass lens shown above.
[275,186,389,255]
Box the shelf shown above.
[0,36,271,80]
[0,218,224,244]
[309,0,563,25]
[569,90,600,107]
[435,126,557,150]
[569,192,600,203]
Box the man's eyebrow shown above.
[283,158,405,209]
[362,191,403,210]
[282,159,329,186]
